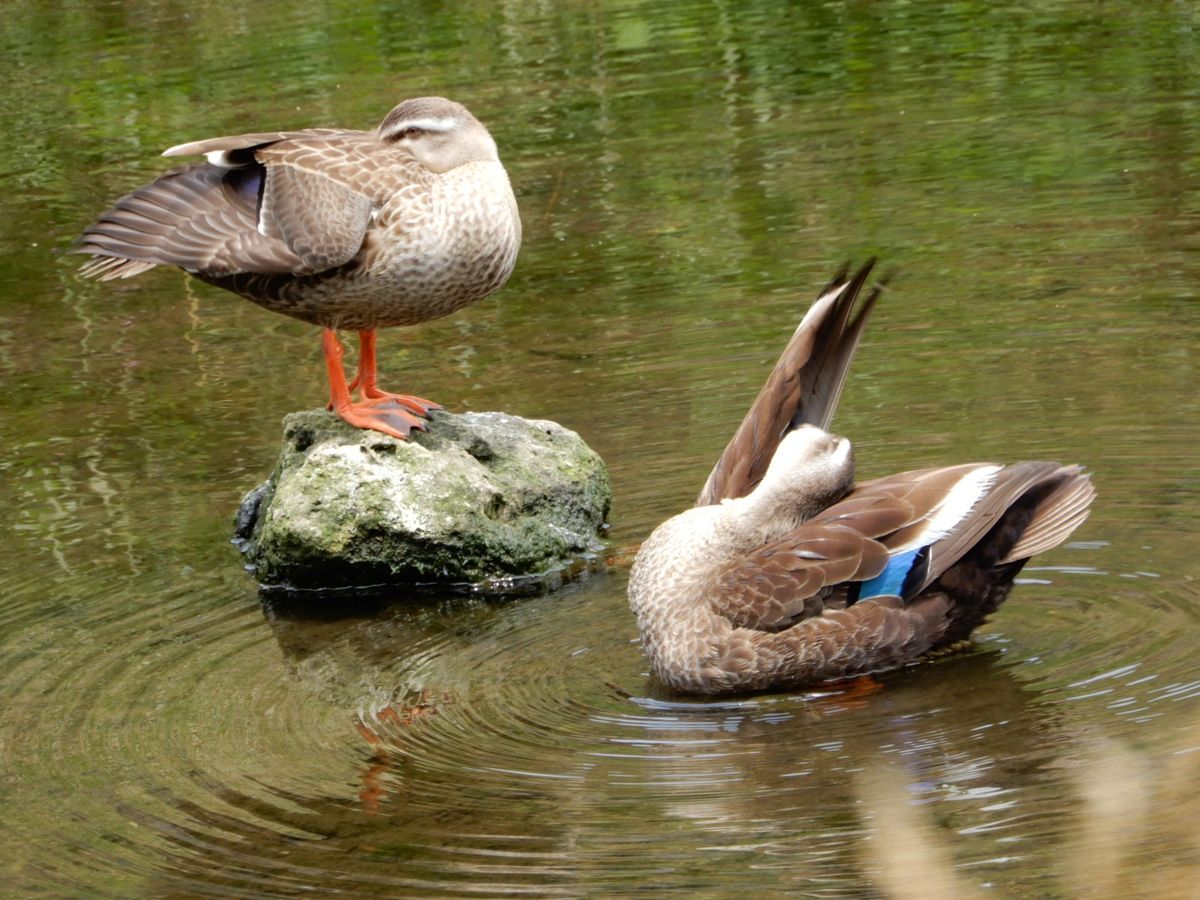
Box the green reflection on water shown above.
[1,0,1199,895]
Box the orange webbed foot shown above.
[323,328,444,440]
[334,398,434,440]
[808,675,886,716]
[349,381,444,418]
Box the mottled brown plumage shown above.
[76,97,521,439]
[628,263,1095,694]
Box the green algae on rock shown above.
[235,409,611,593]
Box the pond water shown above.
[3,0,1199,895]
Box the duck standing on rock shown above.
[76,97,521,439]
[628,263,1095,695]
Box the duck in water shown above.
[628,263,1095,694]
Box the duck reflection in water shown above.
[853,703,1200,898]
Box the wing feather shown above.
[697,261,881,506]
[710,521,892,631]
[79,120,438,283]
[75,163,309,278]
[256,136,427,201]
[705,461,1095,635]
[259,165,374,271]
[162,127,347,159]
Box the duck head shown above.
[731,425,856,533]
[377,96,501,173]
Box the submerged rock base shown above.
[235,409,611,593]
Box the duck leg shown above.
[323,329,431,439]
[347,329,442,417]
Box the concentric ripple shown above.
[3,516,1199,895]
[5,0,1200,893]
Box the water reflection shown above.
[856,724,1200,899]
[237,576,1195,896]
[3,0,1200,894]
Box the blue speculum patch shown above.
[850,546,930,604]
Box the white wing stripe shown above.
[891,464,1002,552]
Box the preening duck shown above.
[628,263,1095,695]
[76,97,521,439]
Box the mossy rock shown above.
[235,409,611,593]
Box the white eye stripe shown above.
[388,116,458,135]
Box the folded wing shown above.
[710,462,1095,643]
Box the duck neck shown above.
[720,481,831,551]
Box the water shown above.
[3,0,1199,895]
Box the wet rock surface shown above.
[235,409,611,593]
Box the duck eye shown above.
[400,126,424,138]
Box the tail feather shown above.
[1001,467,1096,563]
[917,461,1058,589]
[929,464,1094,644]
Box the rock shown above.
[235,409,611,593]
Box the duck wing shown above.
[697,261,881,506]
[76,130,394,280]
[710,462,1094,635]
[161,127,345,162]
[76,161,306,279]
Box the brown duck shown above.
[628,263,1096,695]
[76,97,521,439]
